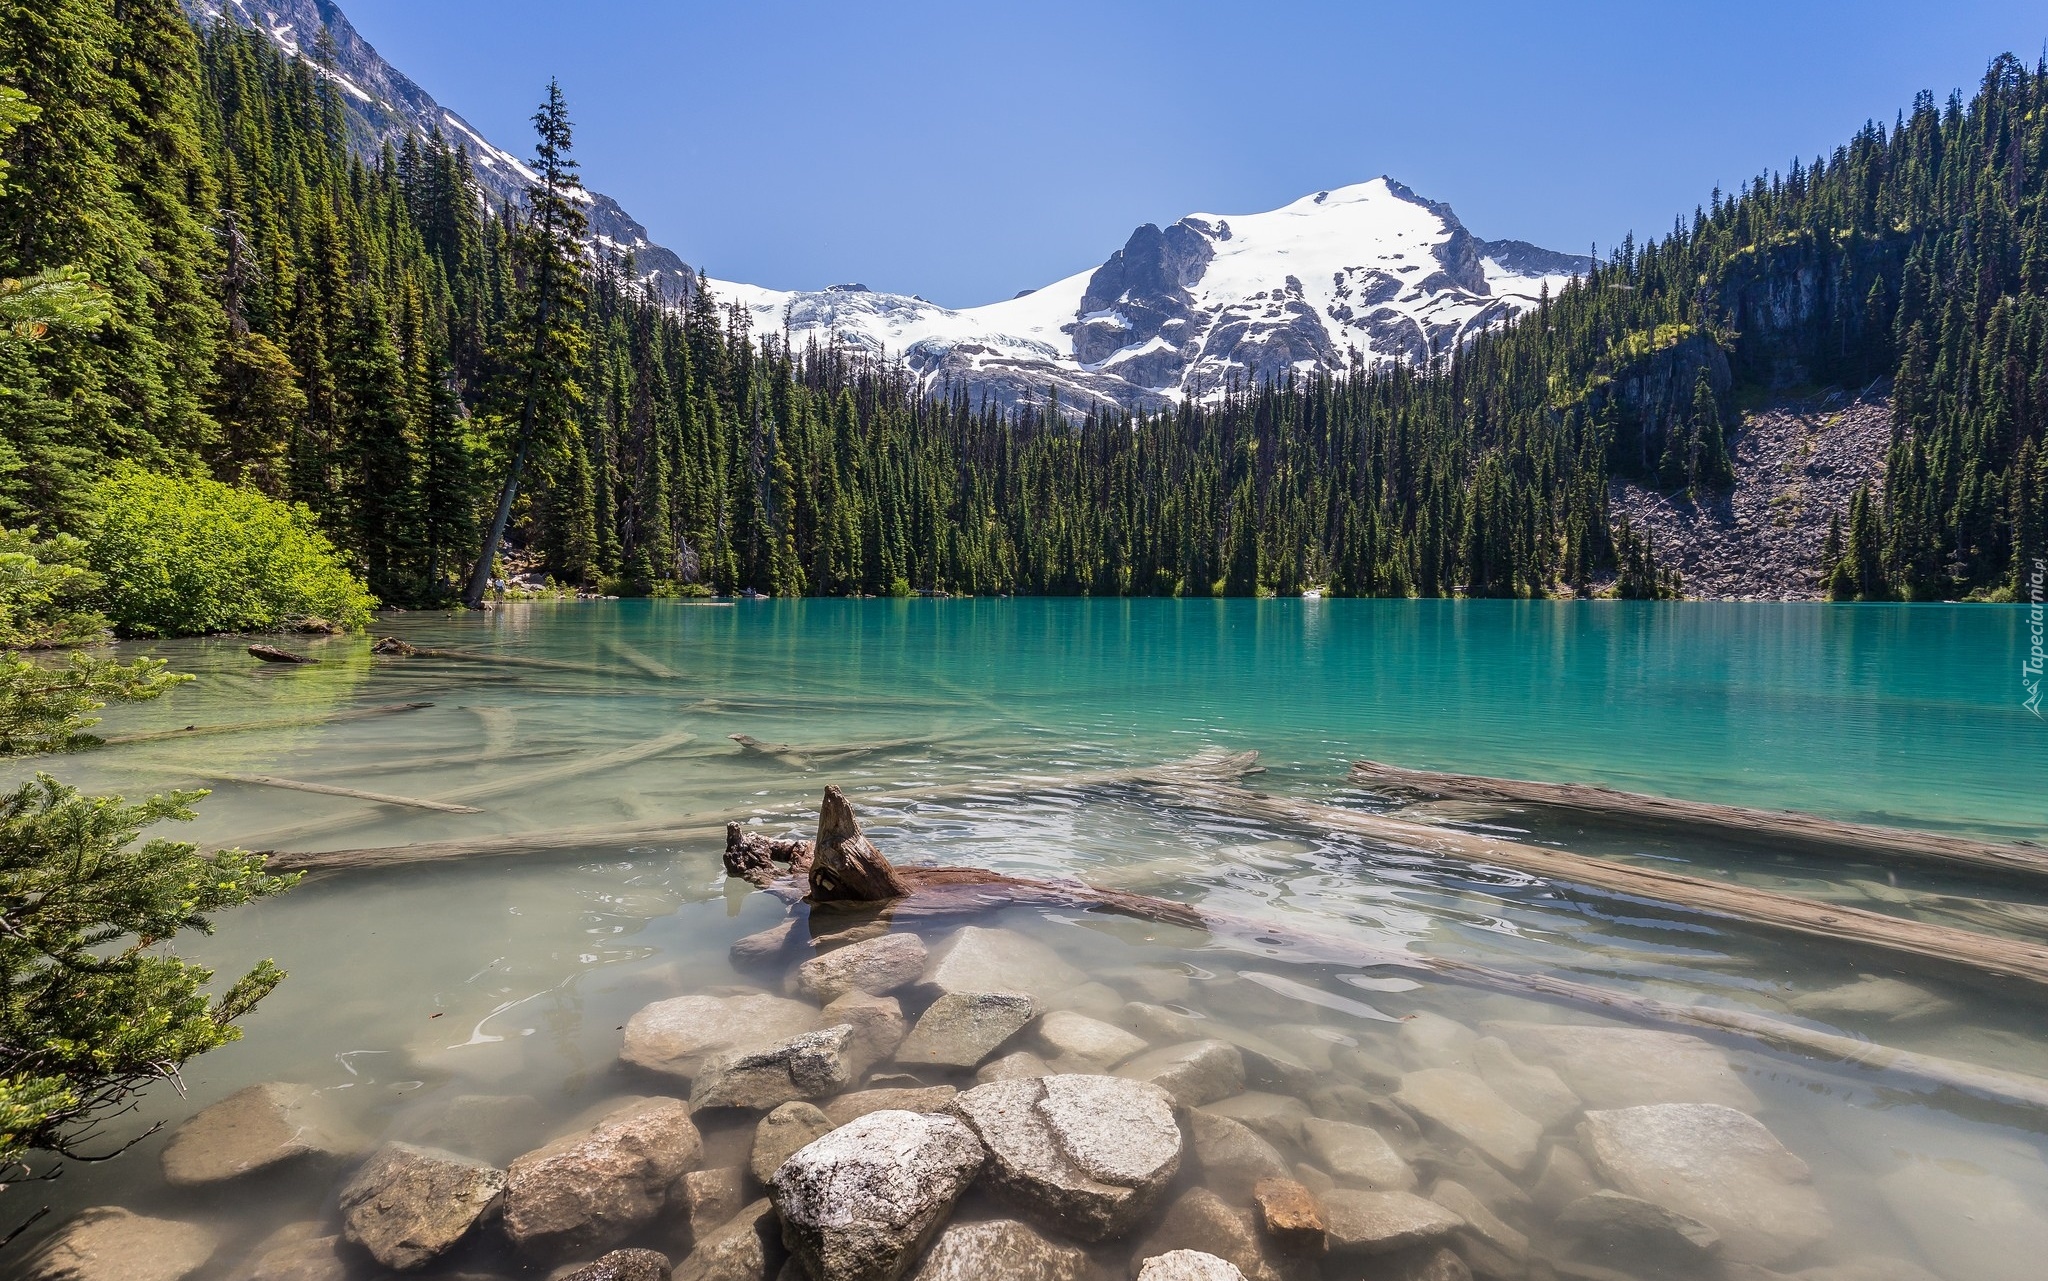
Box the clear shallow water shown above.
[5,599,2046,1279]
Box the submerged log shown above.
[1149,776,2048,991]
[728,732,942,769]
[1351,758,2048,881]
[247,644,317,664]
[808,785,907,902]
[370,636,418,656]
[602,638,683,680]
[100,701,434,746]
[203,774,483,814]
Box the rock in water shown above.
[752,1102,836,1183]
[621,994,821,1083]
[1187,1112,1292,1203]
[1876,1155,2048,1281]
[1134,1251,1249,1281]
[1578,1103,1830,1266]
[504,1097,703,1256]
[17,1208,217,1281]
[823,991,908,1075]
[1300,1118,1415,1191]
[1115,1040,1246,1107]
[897,991,1036,1068]
[228,1222,348,1281]
[824,1086,959,1126]
[809,786,908,902]
[907,1220,1088,1281]
[1556,1189,1721,1263]
[1252,1178,1328,1258]
[674,1167,748,1256]
[1392,1070,1542,1174]
[338,1142,505,1270]
[556,1249,675,1281]
[160,1082,360,1186]
[1200,1093,1312,1148]
[922,927,1089,1003]
[1470,1037,1580,1130]
[691,1026,860,1110]
[1033,1010,1148,1070]
[1788,975,1957,1023]
[949,1074,1182,1241]
[770,1110,986,1281]
[1482,1021,1759,1111]
[1131,1187,1282,1281]
[675,1200,780,1281]
[1321,1190,1464,1257]
[795,932,930,1003]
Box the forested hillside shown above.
[2,3,2043,602]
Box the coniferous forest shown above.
[3,4,2046,604]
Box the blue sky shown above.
[340,0,2045,308]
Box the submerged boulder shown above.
[1188,1111,1292,1202]
[1300,1117,1414,1191]
[1320,1190,1464,1257]
[1131,1187,1288,1281]
[1033,1010,1148,1070]
[555,1248,675,1281]
[1482,1021,1760,1111]
[897,991,1036,1068]
[622,994,820,1082]
[338,1141,505,1270]
[824,1086,959,1127]
[1252,1178,1328,1258]
[160,1082,361,1186]
[770,1109,986,1281]
[1392,1070,1542,1174]
[751,1102,836,1183]
[1114,1040,1245,1107]
[921,926,1087,1003]
[674,1200,781,1281]
[795,932,929,1003]
[1876,1154,2048,1281]
[17,1208,217,1281]
[226,1222,347,1281]
[950,1074,1181,1241]
[504,1097,703,1256]
[691,1025,860,1110]
[907,1219,1088,1281]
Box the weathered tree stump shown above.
[248,644,317,664]
[724,822,815,887]
[807,785,907,903]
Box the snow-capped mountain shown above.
[182,0,695,303]
[714,180,1588,414]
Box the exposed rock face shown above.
[1252,1178,1328,1258]
[1876,1155,2048,1281]
[1188,1111,1293,1203]
[557,1249,676,1281]
[1482,1022,1759,1111]
[1115,1040,1245,1107]
[824,1086,959,1126]
[1321,1190,1465,1256]
[622,994,821,1082]
[897,991,1036,1068]
[1301,1117,1415,1191]
[950,1075,1182,1241]
[1134,1252,1248,1281]
[769,1110,986,1281]
[160,1082,360,1186]
[675,1200,780,1281]
[1393,1070,1542,1174]
[1578,1103,1831,1265]
[795,932,928,1003]
[922,927,1088,1003]
[751,1102,836,1183]
[17,1208,217,1281]
[504,1097,704,1256]
[692,1026,860,1110]
[338,1142,505,1270]
[907,1219,1089,1281]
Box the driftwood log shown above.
[99,701,434,747]
[1351,758,2048,881]
[1145,774,2048,991]
[248,644,318,664]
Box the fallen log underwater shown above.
[1351,757,2048,881]
[97,700,434,746]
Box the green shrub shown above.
[81,466,374,636]
[0,528,107,649]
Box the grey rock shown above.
[1370,1246,1472,1281]
[795,932,929,1003]
[907,1219,1088,1281]
[18,1208,217,1281]
[1109,965,1194,1005]
[1471,1036,1580,1130]
[770,1109,985,1281]
[1397,1013,1479,1072]
[823,990,907,1076]
[1789,975,1957,1024]
[395,1092,545,1166]
[675,1199,780,1281]
[338,1141,505,1270]
[1876,1155,2048,1281]
[1199,1092,1311,1147]
[922,926,1087,1002]
[751,1102,836,1183]
[225,1223,345,1281]
[556,1250,675,1281]
[1529,1143,1601,1216]
[1188,1111,1292,1203]
[1115,1039,1245,1107]
[1483,1021,1760,1111]
[1032,1009,1147,1069]
[1557,1189,1721,1260]
[1118,1005,1314,1096]
[976,1051,1053,1083]
[823,1086,959,1126]
[1130,1187,1286,1281]
[1321,1189,1464,1256]
[693,1026,859,1110]
[897,991,1036,1068]
[1134,1253,1247,1281]
[623,994,821,1082]
[1393,1069,1541,1173]
[1301,1117,1414,1191]
[160,1082,360,1186]
[949,1074,1182,1241]
[731,920,799,968]
[504,1096,703,1256]
[1428,1180,1526,1262]
[674,1167,748,1256]
[1331,1044,1404,1090]
[1579,1103,1830,1266]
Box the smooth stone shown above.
[824,1086,959,1126]
[1121,1004,1319,1097]
[1130,1188,1282,1281]
[822,991,908,1076]
[1321,1189,1465,1256]
[907,1219,1088,1281]
[1409,1148,1530,1216]
[1331,1044,1404,1090]
[1200,1093,1312,1147]
[1292,1163,1336,1197]
[1779,1262,1947,1281]
[18,1208,217,1281]
[795,932,929,1004]
[226,1223,346,1281]
[898,991,1036,1068]
[556,1250,675,1281]
[1787,975,1957,1024]
[977,1051,1053,1083]
[1579,1103,1830,1266]
[395,1093,546,1166]
[1876,1155,2048,1281]
[623,995,821,1082]
[751,1102,835,1183]
[1188,1111,1293,1202]
[1371,1246,1472,1281]
[732,920,799,968]
[1428,1180,1526,1261]
[1252,1178,1328,1258]
[1033,1009,1148,1069]
[1393,1070,1541,1173]
[770,1110,985,1281]
[674,1167,748,1256]
[1135,1252,1247,1281]
[1110,965,1194,1005]
[1398,1012,1480,1071]
[1484,1021,1760,1111]
[675,1199,780,1281]
[1115,1039,1245,1107]
[1529,1143,1601,1216]
[160,1082,360,1186]
[1253,1025,1340,1073]
[1301,1117,1415,1191]
[949,1074,1182,1241]
[338,1141,505,1270]
[692,1026,859,1110]
[1557,1189,1721,1261]
[922,926,1087,1003]
[505,1097,704,1256]
[1471,1036,1580,1130]
[1052,980,1131,1020]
